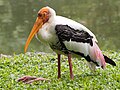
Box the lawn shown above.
[0,51,120,90]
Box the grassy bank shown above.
[0,51,120,90]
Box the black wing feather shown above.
[55,25,93,46]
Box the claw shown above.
[17,76,36,82]
[25,77,50,84]
[17,76,50,84]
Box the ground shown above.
[0,51,120,90]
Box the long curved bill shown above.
[24,17,43,53]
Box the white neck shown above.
[46,6,56,23]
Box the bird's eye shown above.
[38,13,42,17]
[43,12,47,16]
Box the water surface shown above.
[0,0,120,54]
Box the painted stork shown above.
[18,6,116,83]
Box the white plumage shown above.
[35,7,101,68]
[31,6,116,70]
[18,6,116,83]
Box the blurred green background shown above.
[0,0,120,54]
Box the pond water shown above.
[0,0,120,55]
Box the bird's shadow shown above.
[74,72,100,79]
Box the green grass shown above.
[0,51,120,90]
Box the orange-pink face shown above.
[24,7,50,52]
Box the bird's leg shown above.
[17,76,49,84]
[58,54,61,79]
[68,53,74,79]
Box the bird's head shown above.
[24,6,56,53]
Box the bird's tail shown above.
[103,55,116,66]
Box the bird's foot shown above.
[17,76,50,84]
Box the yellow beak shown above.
[24,17,43,53]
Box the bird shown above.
[18,6,116,84]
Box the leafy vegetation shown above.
[0,51,120,90]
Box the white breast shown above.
[36,22,58,44]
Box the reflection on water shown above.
[0,0,120,54]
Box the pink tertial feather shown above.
[89,41,106,69]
